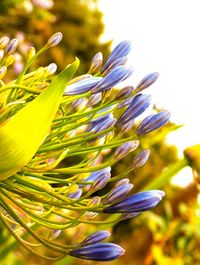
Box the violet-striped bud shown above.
[4,38,18,55]
[87,93,102,107]
[101,56,127,75]
[103,183,134,205]
[64,76,102,95]
[135,72,159,93]
[70,243,125,261]
[101,40,132,73]
[80,230,111,246]
[116,86,134,100]
[69,98,85,111]
[114,140,139,161]
[88,52,103,74]
[103,190,165,213]
[46,32,63,48]
[0,36,9,49]
[130,149,150,169]
[87,114,116,134]
[91,65,134,94]
[136,111,171,135]
[115,178,130,187]
[68,188,82,199]
[117,96,134,109]
[117,94,152,127]
[82,167,111,188]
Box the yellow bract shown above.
[0,58,79,180]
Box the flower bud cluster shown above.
[0,35,170,262]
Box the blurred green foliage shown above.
[0,0,110,74]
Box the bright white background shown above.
[98,0,200,153]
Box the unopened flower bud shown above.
[70,243,125,261]
[0,66,7,79]
[80,230,111,246]
[136,111,171,135]
[4,38,18,55]
[130,149,150,170]
[87,93,102,107]
[117,94,152,128]
[46,32,63,48]
[116,86,134,100]
[114,140,139,161]
[4,55,15,66]
[0,36,9,49]
[89,52,103,74]
[46,63,57,75]
[103,190,165,213]
[135,72,159,93]
[26,46,36,61]
[103,183,134,205]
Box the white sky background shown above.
[98,0,200,153]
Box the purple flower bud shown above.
[91,65,134,94]
[117,96,134,109]
[64,77,103,95]
[80,230,111,246]
[120,119,135,133]
[117,94,152,127]
[103,190,165,213]
[68,188,82,199]
[115,178,130,187]
[87,114,116,134]
[101,40,132,73]
[114,140,139,160]
[87,93,102,107]
[130,149,150,169]
[101,56,127,75]
[82,167,111,192]
[89,52,103,74]
[4,38,18,55]
[135,72,159,92]
[136,111,171,136]
[70,243,125,261]
[116,86,134,101]
[46,32,63,48]
[69,98,85,111]
[103,183,134,205]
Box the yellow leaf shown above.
[0,58,79,180]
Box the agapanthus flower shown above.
[0,35,169,262]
